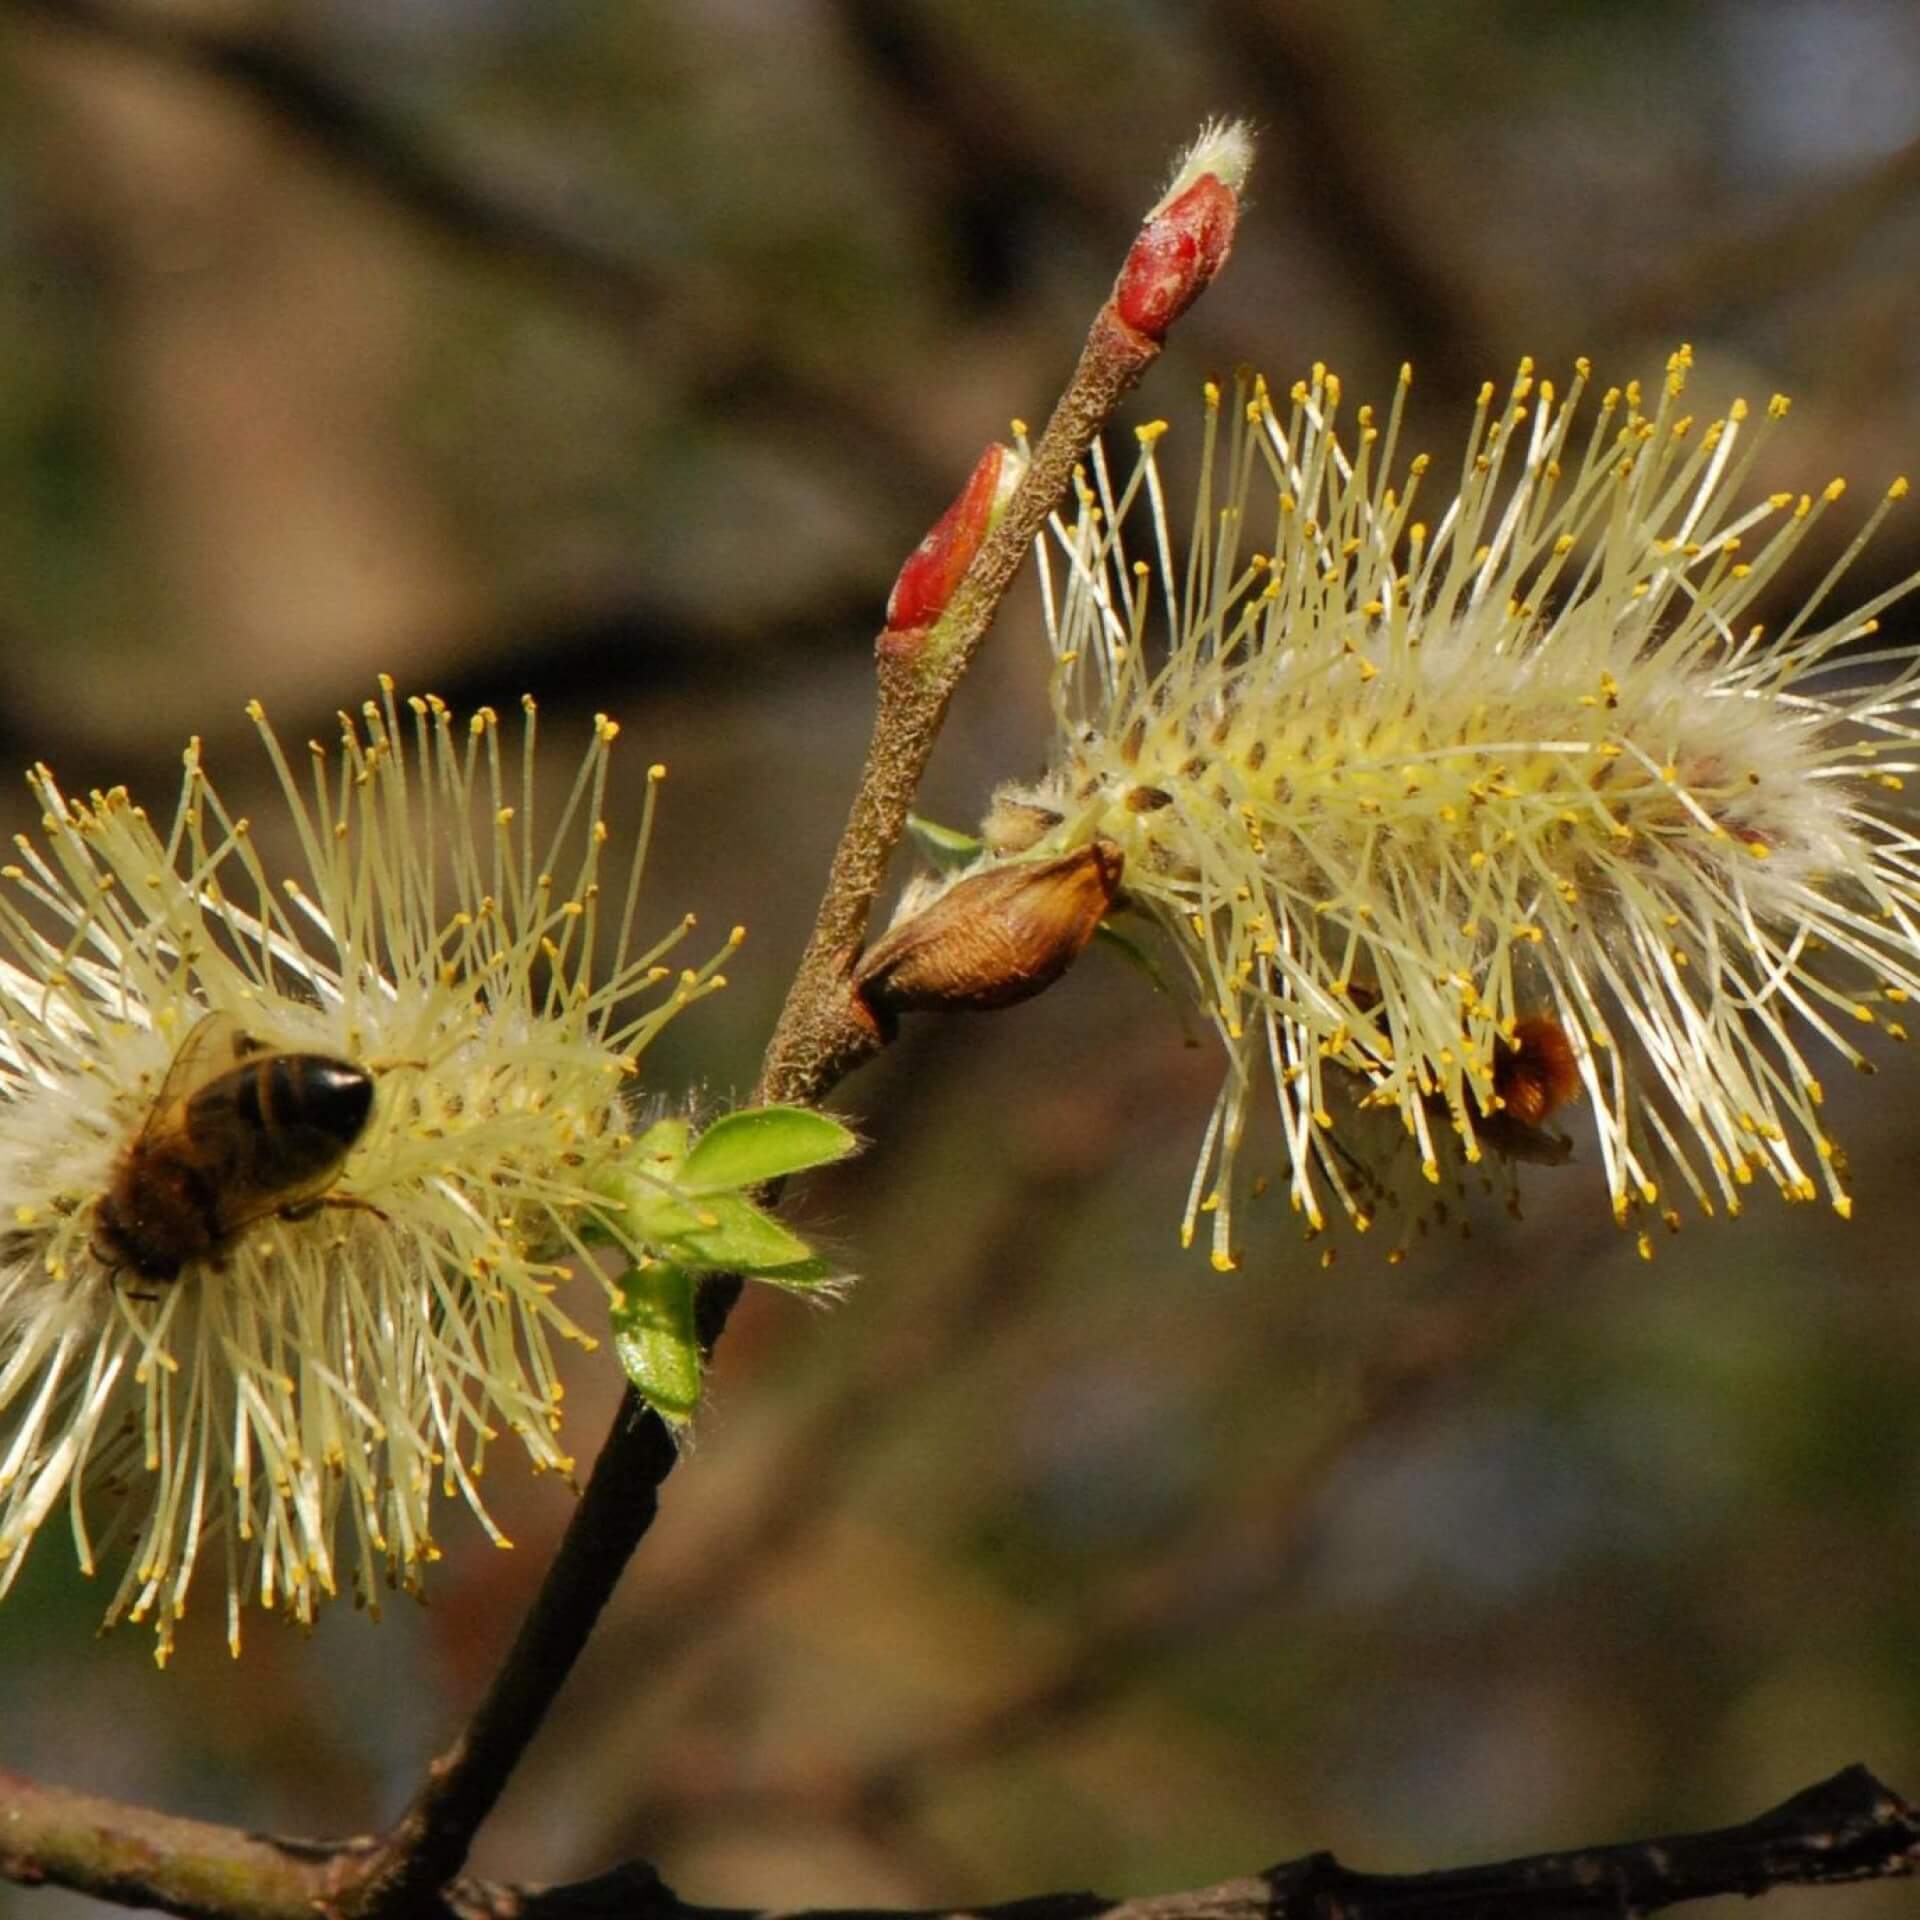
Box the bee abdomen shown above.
[229,1055,376,1183]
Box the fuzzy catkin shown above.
[0,686,728,1658]
[986,351,1920,1267]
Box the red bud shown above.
[886,443,1009,633]
[1115,173,1239,342]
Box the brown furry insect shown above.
[92,1011,376,1285]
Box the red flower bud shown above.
[886,443,1011,633]
[1114,173,1240,342]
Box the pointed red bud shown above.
[855,840,1124,1019]
[886,442,1015,634]
[1115,173,1240,342]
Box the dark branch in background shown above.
[1212,0,1505,393]
[0,1763,1913,1920]
[0,0,952,529]
[1,0,673,319]
[557,1767,1920,1920]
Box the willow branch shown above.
[759,130,1248,1098]
[542,1764,1920,1919]
[2,1765,1913,1920]
[533,1765,1920,1918]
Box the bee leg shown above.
[107,1265,163,1305]
[90,1235,145,1299]
[280,1194,391,1227]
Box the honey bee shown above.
[92,1011,377,1286]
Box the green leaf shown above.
[679,1106,860,1194]
[627,1115,693,1177]
[665,1193,815,1271]
[906,812,985,871]
[1095,920,1203,1046]
[610,1264,703,1424]
[747,1256,840,1294]
[621,1194,715,1241]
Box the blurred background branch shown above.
[2,0,677,317]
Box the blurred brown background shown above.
[4,2,1920,1916]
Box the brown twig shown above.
[0,1767,364,1920]
[752,313,1165,1105]
[1,1763,1913,1920]
[327,1391,681,1914]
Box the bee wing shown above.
[1308,1065,1532,1255]
[211,1161,343,1239]
[145,1010,256,1130]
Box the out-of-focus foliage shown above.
[4,2,1920,1916]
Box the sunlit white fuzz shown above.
[990,350,1920,1267]
[1156,116,1256,210]
[0,684,732,1658]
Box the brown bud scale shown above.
[856,841,1124,1016]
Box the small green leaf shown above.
[628,1116,694,1176]
[585,1116,695,1235]
[666,1193,815,1271]
[590,1167,708,1246]
[680,1106,860,1194]
[906,813,985,871]
[611,1264,703,1424]
[622,1194,714,1241]
[1095,920,1203,1046]
[747,1256,840,1294]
